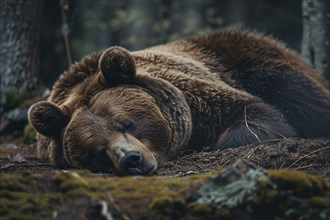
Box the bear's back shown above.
[48,29,329,114]
[49,52,102,105]
[172,29,328,90]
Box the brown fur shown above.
[28,29,330,175]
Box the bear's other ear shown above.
[28,101,69,137]
[99,46,136,86]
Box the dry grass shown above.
[157,138,330,180]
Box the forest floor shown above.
[1,134,330,219]
[1,133,329,179]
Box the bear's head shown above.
[28,47,192,175]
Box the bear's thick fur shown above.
[28,29,330,175]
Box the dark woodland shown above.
[0,0,329,219]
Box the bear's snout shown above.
[120,151,143,174]
[120,151,156,175]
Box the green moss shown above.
[54,172,211,220]
[0,173,69,219]
[268,169,329,197]
[23,123,36,144]
[265,189,279,201]
[87,174,211,200]
[310,196,330,208]
[2,169,328,220]
[20,96,47,108]
[213,207,232,219]
[59,176,89,192]
[52,171,91,198]
[45,171,210,219]
[0,192,62,219]
[4,91,31,111]
[188,204,234,219]
[149,198,186,220]
[189,204,213,219]
[0,175,25,191]
[190,204,212,214]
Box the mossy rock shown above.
[4,91,47,111]
[191,161,330,220]
[4,91,31,111]
[23,123,36,144]
[269,169,329,197]
[0,162,329,220]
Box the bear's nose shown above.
[120,151,144,175]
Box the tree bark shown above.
[301,0,330,82]
[0,0,43,113]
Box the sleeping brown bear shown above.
[28,29,330,175]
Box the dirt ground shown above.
[1,133,329,180]
[1,133,330,220]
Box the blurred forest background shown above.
[1,0,329,137]
[40,0,304,87]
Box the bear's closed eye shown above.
[122,121,136,133]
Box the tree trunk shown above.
[301,0,330,83]
[0,0,43,113]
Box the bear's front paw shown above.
[214,114,297,150]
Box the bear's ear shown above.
[98,46,136,86]
[28,101,69,137]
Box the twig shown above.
[98,200,114,220]
[248,120,287,138]
[279,160,286,169]
[60,0,73,66]
[193,163,206,173]
[295,164,317,170]
[244,106,261,142]
[288,146,330,168]
[107,192,131,220]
